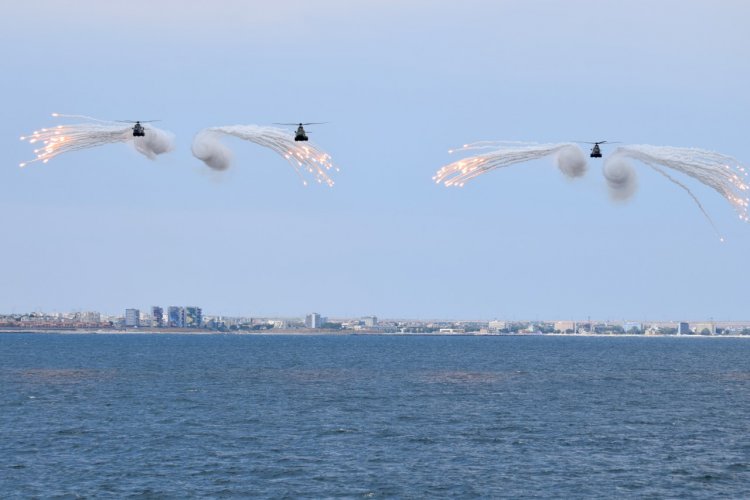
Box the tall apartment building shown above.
[151,306,164,328]
[168,306,185,328]
[185,307,203,328]
[125,308,140,327]
[362,316,378,327]
[305,313,322,329]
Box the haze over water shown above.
[3,334,750,497]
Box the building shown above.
[677,322,691,335]
[76,311,101,324]
[305,313,322,329]
[439,328,466,334]
[125,308,140,328]
[185,307,202,328]
[151,307,164,328]
[362,316,378,327]
[168,306,185,328]
[692,322,716,335]
[623,322,643,333]
[489,320,507,331]
[554,321,576,333]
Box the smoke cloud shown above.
[191,125,337,186]
[434,142,583,187]
[556,145,588,179]
[133,128,175,159]
[603,155,638,201]
[191,130,232,171]
[20,114,175,167]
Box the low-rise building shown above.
[554,321,576,333]
[488,320,506,332]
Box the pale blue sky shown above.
[1,1,748,320]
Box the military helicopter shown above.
[579,141,620,158]
[117,120,160,137]
[273,122,327,141]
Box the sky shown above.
[0,0,748,321]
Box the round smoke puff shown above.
[134,128,175,159]
[603,155,638,201]
[556,145,587,178]
[191,130,232,171]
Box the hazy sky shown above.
[1,0,748,320]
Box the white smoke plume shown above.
[191,125,338,187]
[133,127,175,159]
[556,144,588,179]
[191,130,232,171]
[611,145,749,233]
[603,155,638,201]
[434,142,587,187]
[19,114,174,167]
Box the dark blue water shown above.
[2,334,750,498]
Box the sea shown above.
[2,334,750,498]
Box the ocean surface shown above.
[2,334,750,498]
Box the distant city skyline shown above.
[1,306,748,328]
[4,306,750,336]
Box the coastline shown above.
[1,328,749,338]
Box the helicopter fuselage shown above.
[132,122,145,137]
[294,124,308,141]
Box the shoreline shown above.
[1,329,749,338]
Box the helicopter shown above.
[579,141,621,158]
[273,122,326,142]
[117,120,160,137]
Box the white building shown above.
[305,313,322,329]
[362,316,378,327]
[489,320,506,331]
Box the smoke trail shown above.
[611,145,749,225]
[19,114,174,167]
[649,163,722,239]
[434,142,587,187]
[602,156,638,201]
[191,125,338,187]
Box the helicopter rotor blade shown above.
[573,141,620,145]
[115,119,160,123]
[273,122,328,126]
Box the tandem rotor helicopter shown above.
[117,120,160,137]
[578,140,621,158]
[273,122,327,141]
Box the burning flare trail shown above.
[609,145,749,231]
[192,125,338,187]
[433,142,587,187]
[19,113,174,167]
